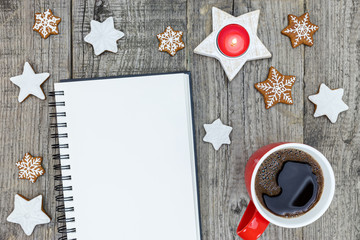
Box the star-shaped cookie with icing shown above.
[194,7,271,81]
[255,67,296,109]
[10,62,50,103]
[33,9,61,39]
[203,118,233,151]
[157,26,185,56]
[7,194,50,236]
[84,17,125,56]
[308,83,348,123]
[281,13,319,48]
[16,153,45,183]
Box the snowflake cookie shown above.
[7,194,50,236]
[255,67,296,109]
[10,62,50,103]
[16,153,45,183]
[308,83,349,123]
[203,118,233,151]
[281,13,319,48]
[33,9,61,39]
[157,26,185,56]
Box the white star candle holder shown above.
[194,7,272,81]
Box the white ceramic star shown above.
[194,7,271,81]
[308,83,349,123]
[203,118,233,150]
[10,62,50,103]
[84,17,125,56]
[7,194,51,236]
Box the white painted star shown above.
[84,17,125,56]
[203,118,233,150]
[308,83,349,123]
[194,7,271,81]
[7,194,51,236]
[10,62,50,103]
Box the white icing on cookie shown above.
[10,62,50,103]
[7,194,50,236]
[157,26,185,56]
[16,153,45,183]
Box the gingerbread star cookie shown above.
[281,13,319,48]
[33,9,61,39]
[255,67,296,109]
[157,26,185,56]
[16,153,45,183]
[308,83,349,123]
[7,194,51,236]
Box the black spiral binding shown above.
[49,91,76,240]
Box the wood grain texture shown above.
[72,0,187,78]
[0,0,359,239]
[0,1,71,240]
[303,0,360,239]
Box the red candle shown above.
[217,24,250,57]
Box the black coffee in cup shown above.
[255,148,324,217]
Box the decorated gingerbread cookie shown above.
[157,26,185,56]
[7,194,51,236]
[308,83,349,123]
[281,13,319,48]
[33,9,61,39]
[10,62,50,103]
[16,153,45,183]
[255,67,296,109]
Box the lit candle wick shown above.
[231,38,237,46]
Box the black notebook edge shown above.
[56,71,203,240]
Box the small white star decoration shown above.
[7,194,51,236]
[203,118,233,150]
[308,83,349,123]
[194,7,271,81]
[84,17,125,56]
[10,62,50,103]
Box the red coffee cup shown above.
[237,143,335,240]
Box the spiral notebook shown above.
[51,72,201,240]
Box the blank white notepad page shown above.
[54,73,200,240]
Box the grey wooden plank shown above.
[303,0,360,240]
[187,0,306,239]
[0,1,71,239]
[186,1,237,240]
[0,0,71,240]
[232,1,306,239]
[72,0,187,79]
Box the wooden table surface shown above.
[0,0,359,239]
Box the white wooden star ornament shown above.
[84,17,125,56]
[308,83,349,123]
[7,194,51,236]
[203,118,233,150]
[10,62,50,103]
[194,7,271,81]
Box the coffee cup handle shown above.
[237,200,269,240]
